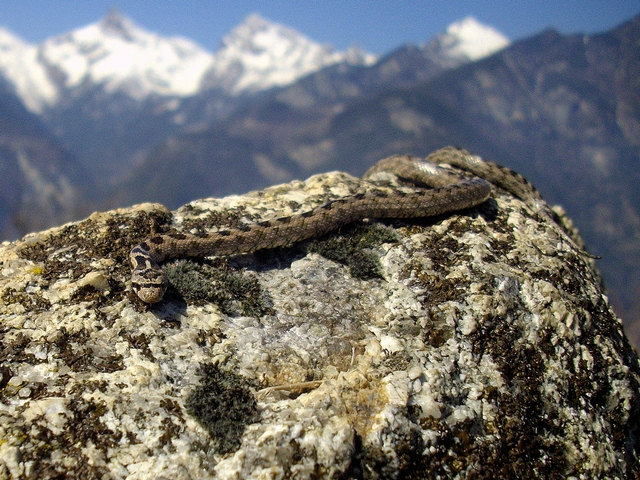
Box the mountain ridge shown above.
[201,12,377,95]
[38,8,215,101]
[0,10,380,111]
[0,10,510,186]
[0,10,508,112]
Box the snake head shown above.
[131,266,168,303]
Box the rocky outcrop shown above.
[1,159,639,479]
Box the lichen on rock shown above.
[0,158,639,479]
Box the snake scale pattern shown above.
[130,147,568,303]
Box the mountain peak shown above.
[38,11,214,99]
[98,8,138,40]
[440,16,510,60]
[220,13,314,52]
[419,16,510,69]
[242,12,271,30]
[207,13,376,94]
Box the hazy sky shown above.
[0,0,638,54]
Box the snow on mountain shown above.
[421,16,510,67]
[0,28,58,113]
[202,13,377,94]
[38,9,215,100]
[0,12,505,113]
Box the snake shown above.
[130,147,575,303]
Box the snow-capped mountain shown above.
[421,16,510,68]
[0,10,378,113]
[0,10,511,185]
[0,10,215,113]
[202,13,377,94]
[0,28,58,113]
[39,9,215,101]
[0,10,513,187]
[0,12,507,113]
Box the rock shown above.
[0,153,639,479]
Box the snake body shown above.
[130,148,516,303]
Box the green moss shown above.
[307,222,399,280]
[185,363,260,454]
[164,259,272,317]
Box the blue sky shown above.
[0,0,638,54]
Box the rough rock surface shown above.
[1,159,639,479]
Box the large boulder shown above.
[1,151,638,479]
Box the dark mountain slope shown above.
[0,79,94,239]
[104,35,488,209]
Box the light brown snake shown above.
[130,147,561,303]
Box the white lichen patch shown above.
[0,168,638,479]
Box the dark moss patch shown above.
[347,411,429,479]
[0,332,37,364]
[18,208,173,309]
[427,276,467,306]
[487,236,516,258]
[401,232,470,307]
[569,295,640,476]
[180,206,255,233]
[159,416,183,451]
[20,209,171,269]
[70,284,104,303]
[52,328,125,373]
[195,328,225,347]
[67,396,123,450]
[307,222,399,280]
[160,397,183,417]
[67,380,109,396]
[422,235,467,275]
[185,363,260,454]
[71,277,127,307]
[530,257,594,300]
[420,310,455,347]
[504,254,640,478]
[164,258,272,317]
[0,365,11,389]
[468,316,570,477]
[11,395,122,479]
[413,417,482,479]
[1,287,51,313]
[179,204,205,214]
[120,332,155,361]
